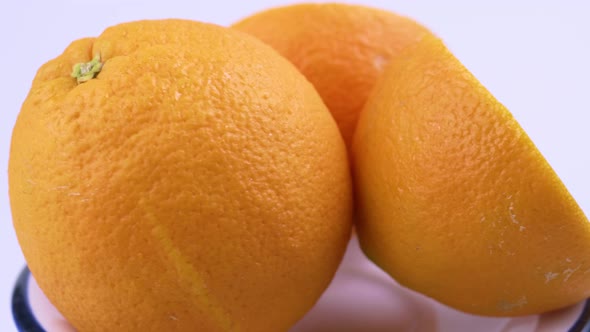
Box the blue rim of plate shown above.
[11,266,590,332]
[12,267,46,332]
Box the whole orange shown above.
[232,3,432,148]
[9,19,353,331]
[352,35,590,316]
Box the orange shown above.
[232,3,432,149]
[352,34,590,316]
[9,19,353,331]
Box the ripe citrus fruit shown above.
[352,34,590,316]
[232,3,432,148]
[9,19,353,331]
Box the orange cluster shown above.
[8,3,589,332]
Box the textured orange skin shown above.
[9,19,353,332]
[352,35,590,316]
[232,3,431,149]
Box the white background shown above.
[0,1,589,331]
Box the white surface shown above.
[1,1,589,331]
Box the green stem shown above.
[71,55,102,84]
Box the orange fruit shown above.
[352,34,590,316]
[232,3,432,149]
[9,19,353,331]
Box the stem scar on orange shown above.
[71,55,102,83]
